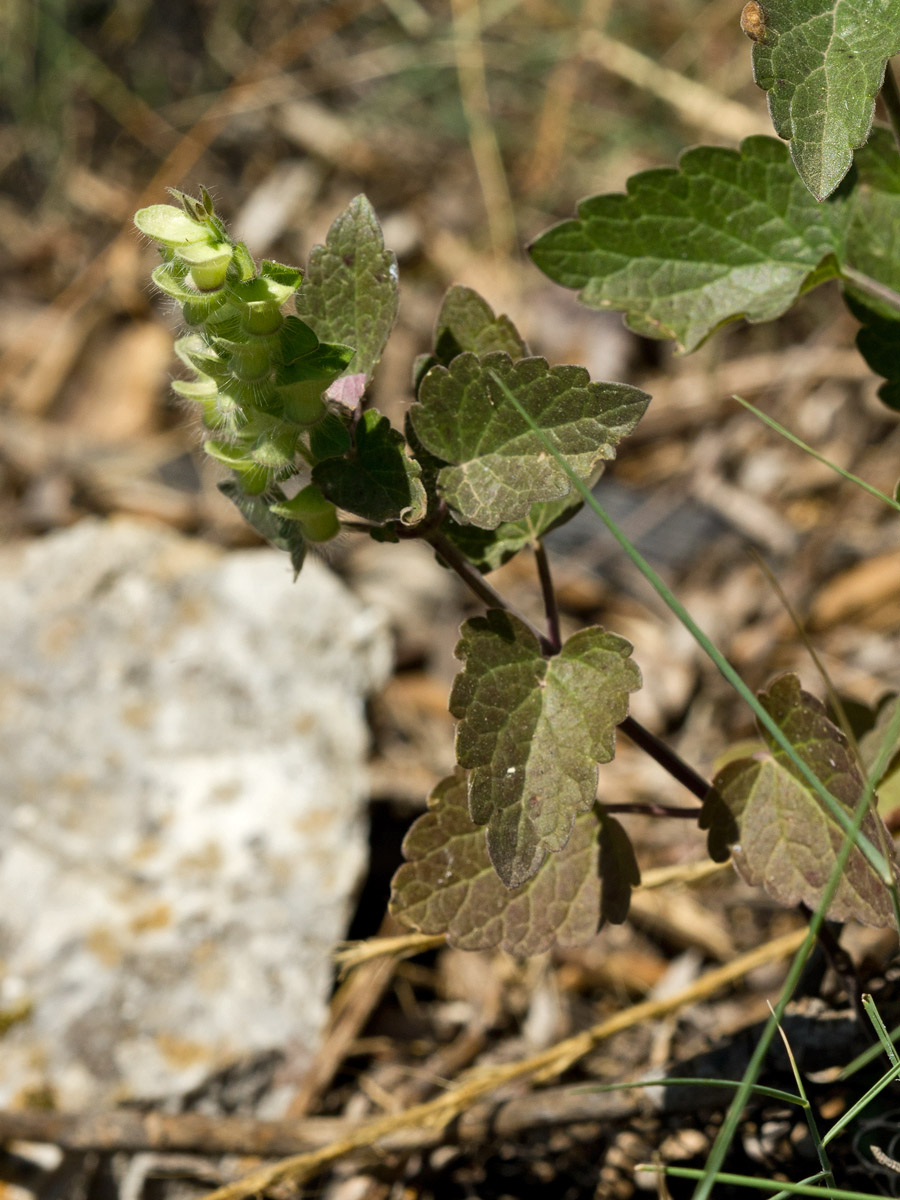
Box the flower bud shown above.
[270,484,340,542]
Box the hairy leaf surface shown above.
[389,771,639,953]
[313,409,426,525]
[434,285,527,361]
[295,195,399,383]
[701,673,898,926]
[410,352,648,529]
[217,481,307,575]
[530,137,846,353]
[750,0,900,200]
[450,611,640,887]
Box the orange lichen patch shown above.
[192,942,228,992]
[155,1032,210,1068]
[129,836,162,863]
[86,926,123,967]
[129,902,172,934]
[292,810,334,836]
[121,701,156,729]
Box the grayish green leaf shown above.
[530,137,846,353]
[390,772,639,954]
[750,0,900,199]
[410,352,648,529]
[701,673,899,926]
[295,194,399,383]
[451,611,641,888]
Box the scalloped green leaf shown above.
[443,495,584,573]
[749,1,900,200]
[435,285,527,362]
[410,352,648,529]
[450,611,641,888]
[312,408,426,525]
[530,136,848,354]
[389,771,639,954]
[295,194,398,383]
[217,481,307,576]
[700,673,899,926]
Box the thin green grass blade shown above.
[580,1077,804,1106]
[485,368,890,882]
[822,1054,900,1146]
[732,395,900,515]
[839,1021,900,1078]
[768,1173,829,1200]
[863,992,900,1067]
[638,1164,886,1199]
[771,1007,834,1186]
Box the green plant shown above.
[134,2,900,963]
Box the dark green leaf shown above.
[295,194,398,382]
[410,352,648,529]
[750,0,900,200]
[275,342,356,386]
[700,673,899,926]
[599,811,642,925]
[530,137,846,353]
[217,481,307,575]
[308,413,353,462]
[279,316,320,363]
[842,130,900,408]
[845,295,900,410]
[389,771,638,953]
[313,408,426,525]
[450,611,641,888]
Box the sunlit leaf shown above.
[410,351,648,529]
[749,0,900,199]
[701,673,898,926]
[530,137,846,353]
[295,194,399,382]
[389,771,639,953]
[450,611,641,888]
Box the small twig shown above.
[199,928,810,1200]
[619,716,711,803]
[880,60,900,157]
[425,527,556,654]
[534,539,561,652]
[841,265,900,316]
[601,801,701,818]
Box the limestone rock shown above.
[0,519,391,1109]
